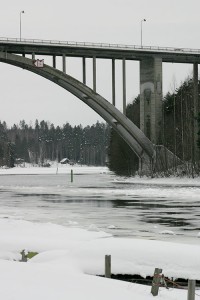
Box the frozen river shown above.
[0,166,200,244]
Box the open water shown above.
[0,171,200,244]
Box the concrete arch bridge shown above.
[1,39,198,173]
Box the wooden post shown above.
[188,280,196,300]
[151,268,162,296]
[71,169,73,183]
[105,255,111,278]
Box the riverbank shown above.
[1,164,200,186]
[0,163,110,175]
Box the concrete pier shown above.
[140,57,162,144]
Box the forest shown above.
[0,120,110,168]
[108,77,200,176]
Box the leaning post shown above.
[151,268,162,296]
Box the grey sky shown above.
[0,0,199,127]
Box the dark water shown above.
[0,172,200,244]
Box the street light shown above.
[141,18,146,48]
[20,10,25,41]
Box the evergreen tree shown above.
[0,119,110,167]
[108,96,140,176]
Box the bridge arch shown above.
[0,52,155,163]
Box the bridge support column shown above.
[122,58,126,115]
[140,57,162,144]
[93,56,96,92]
[83,57,86,84]
[112,59,116,106]
[53,55,56,68]
[193,63,199,163]
[62,54,66,73]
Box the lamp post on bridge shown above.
[20,10,25,41]
[141,18,146,48]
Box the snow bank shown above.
[0,218,111,253]
[115,175,200,187]
[73,237,200,280]
[0,258,186,300]
[1,218,200,280]
[0,218,189,300]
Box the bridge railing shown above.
[0,37,200,55]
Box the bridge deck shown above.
[0,37,200,63]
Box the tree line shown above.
[0,120,110,167]
[2,76,200,175]
[108,77,200,176]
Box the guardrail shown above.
[0,37,200,55]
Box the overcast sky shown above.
[0,0,199,127]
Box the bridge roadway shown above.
[0,37,200,63]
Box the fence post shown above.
[188,279,196,300]
[105,255,111,278]
[151,268,162,296]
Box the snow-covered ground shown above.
[0,164,200,299]
[0,163,110,175]
[115,175,200,187]
[0,218,194,300]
